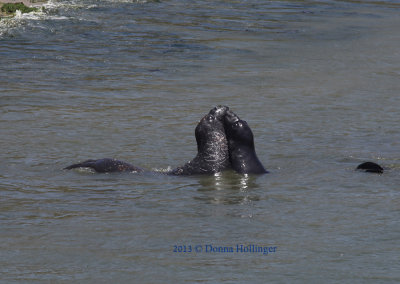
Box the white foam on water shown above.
[0,1,72,37]
[0,0,147,36]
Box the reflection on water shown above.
[239,174,250,192]
[195,171,261,205]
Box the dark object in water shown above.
[64,158,143,173]
[356,162,383,174]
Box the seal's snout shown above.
[224,109,240,125]
[209,105,229,120]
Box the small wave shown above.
[42,0,65,10]
[152,166,173,173]
[14,9,68,21]
[40,0,103,11]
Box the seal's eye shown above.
[233,121,242,128]
[206,114,215,122]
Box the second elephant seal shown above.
[224,110,268,174]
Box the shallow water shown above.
[1,0,400,282]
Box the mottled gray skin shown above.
[64,158,143,173]
[224,110,268,174]
[170,105,231,175]
[64,106,231,175]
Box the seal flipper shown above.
[356,162,384,174]
[64,158,142,173]
[64,159,97,170]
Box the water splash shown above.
[15,10,22,19]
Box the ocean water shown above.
[1,0,400,282]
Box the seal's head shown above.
[223,109,267,174]
[224,110,255,150]
[195,106,229,152]
[169,105,231,175]
[209,105,229,121]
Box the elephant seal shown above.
[170,105,231,175]
[223,110,268,174]
[64,158,143,173]
[64,106,230,175]
[356,161,383,174]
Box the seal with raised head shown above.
[223,109,268,174]
[171,105,231,175]
[64,106,231,175]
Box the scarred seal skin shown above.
[171,105,231,175]
[223,110,268,174]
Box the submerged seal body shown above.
[356,161,384,174]
[223,110,268,174]
[171,106,231,175]
[64,158,143,173]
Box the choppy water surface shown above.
[1,0,400,282]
